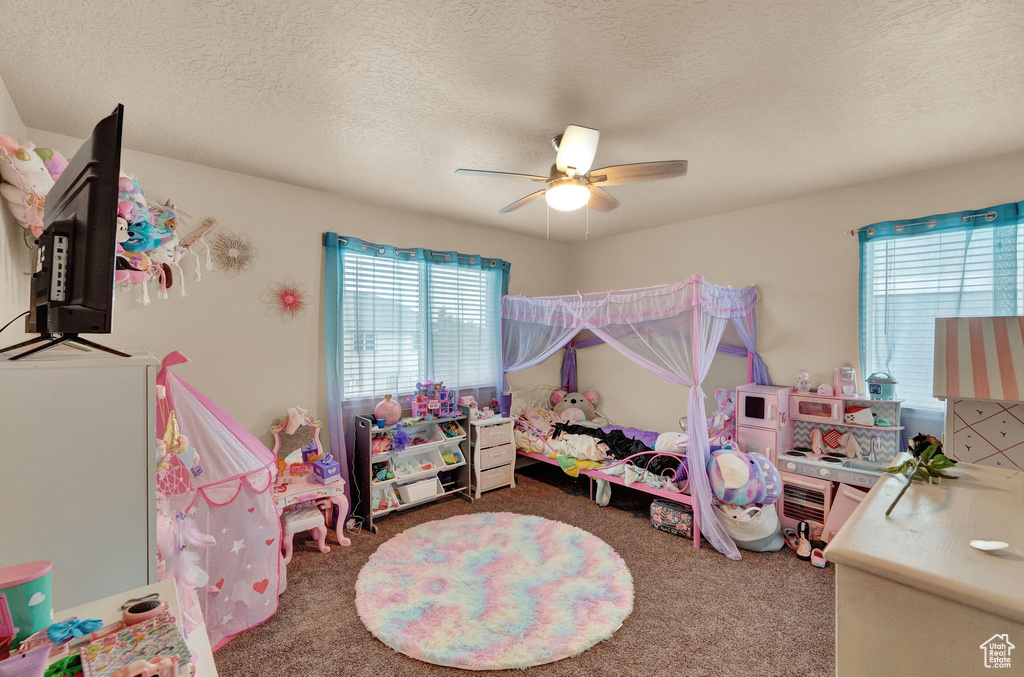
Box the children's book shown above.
[77,612,190,677]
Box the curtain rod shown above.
[322,232,508,267]
[848,210,997,236]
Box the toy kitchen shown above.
[735,368,904,542]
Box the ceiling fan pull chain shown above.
[586,203,590,240]
[546,203,550,241]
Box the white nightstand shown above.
[467,416,516,498]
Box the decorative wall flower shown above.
[211,229,258,276]
[262,277,309,322]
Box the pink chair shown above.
[281,506,330,565]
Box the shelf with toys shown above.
[355,389,472,532]
[789,368,905,464]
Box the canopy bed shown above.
[502,274,771,560]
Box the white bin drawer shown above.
[397,477,442,504]
[477,422,512,448]
[479,442,515,470]
[479,464,512,492]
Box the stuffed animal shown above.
[0,134,67,237]
[707,444,768,507]
[551,389,608,427]
[707,389,737,445]
[908,433,952,461]
[120,176,172,253]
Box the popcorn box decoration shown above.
[312,454,341,484]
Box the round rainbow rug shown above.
[355,512,634,670]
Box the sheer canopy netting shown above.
[502,274,762,560]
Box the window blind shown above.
[860,207,1024,410]
[341,252,425,398]
[339,247,503,400]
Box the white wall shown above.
[0,74,32,344]
[22,128,568,443]
[568,151,1024,433]
[13,109,1024,441]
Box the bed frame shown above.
[511,384,701,548]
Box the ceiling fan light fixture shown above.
[545,178,590,211]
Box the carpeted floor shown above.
[215,463,835,677]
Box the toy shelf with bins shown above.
[355,412,472,533]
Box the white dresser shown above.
[0,350,157,609]
[826,463,1024,675]
[467,416,515,498]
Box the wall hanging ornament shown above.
[210,229,259,277]
[262,277,308,322]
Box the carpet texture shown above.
[215,463,835,676]
[355,512,634,670]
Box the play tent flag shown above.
[155,351,281,650]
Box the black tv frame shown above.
[1,104,129,360]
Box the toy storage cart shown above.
[354,414,471,532]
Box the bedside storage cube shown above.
[467,416,515,498]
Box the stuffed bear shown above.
[0,134,67,237]
[707,389,736,446]
[551,389,608,427]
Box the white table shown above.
[53,578,218,676]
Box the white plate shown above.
[969,540,1009,551]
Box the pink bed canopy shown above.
[502,274,770,560]
[155,352,281,649]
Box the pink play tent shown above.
[155,352,281,650]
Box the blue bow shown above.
[47,618,103,643]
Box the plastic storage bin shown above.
[393,449,444,479]
[397,477,443,504]
[396,422,444,452]
[372,485,399,513]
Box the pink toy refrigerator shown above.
[734,384,792,464]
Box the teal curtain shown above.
[858,201,1023,411]
[323,233,510,515]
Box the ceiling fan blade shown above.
[588,160,688,186]
[588,187,619,212]
[499,190,546,213]
[555,125,600,176]
[455,168,547,181]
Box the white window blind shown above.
[340,250,501,400]
[861,223,1024,410]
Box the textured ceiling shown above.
[1,0,1022,243]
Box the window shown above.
[860,205,1024,409]
[339,247,503,400]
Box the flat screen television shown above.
[1,104,129,360]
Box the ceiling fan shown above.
[456,125,687,213]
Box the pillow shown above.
[521,407,557,433]
[654,432,688,451]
